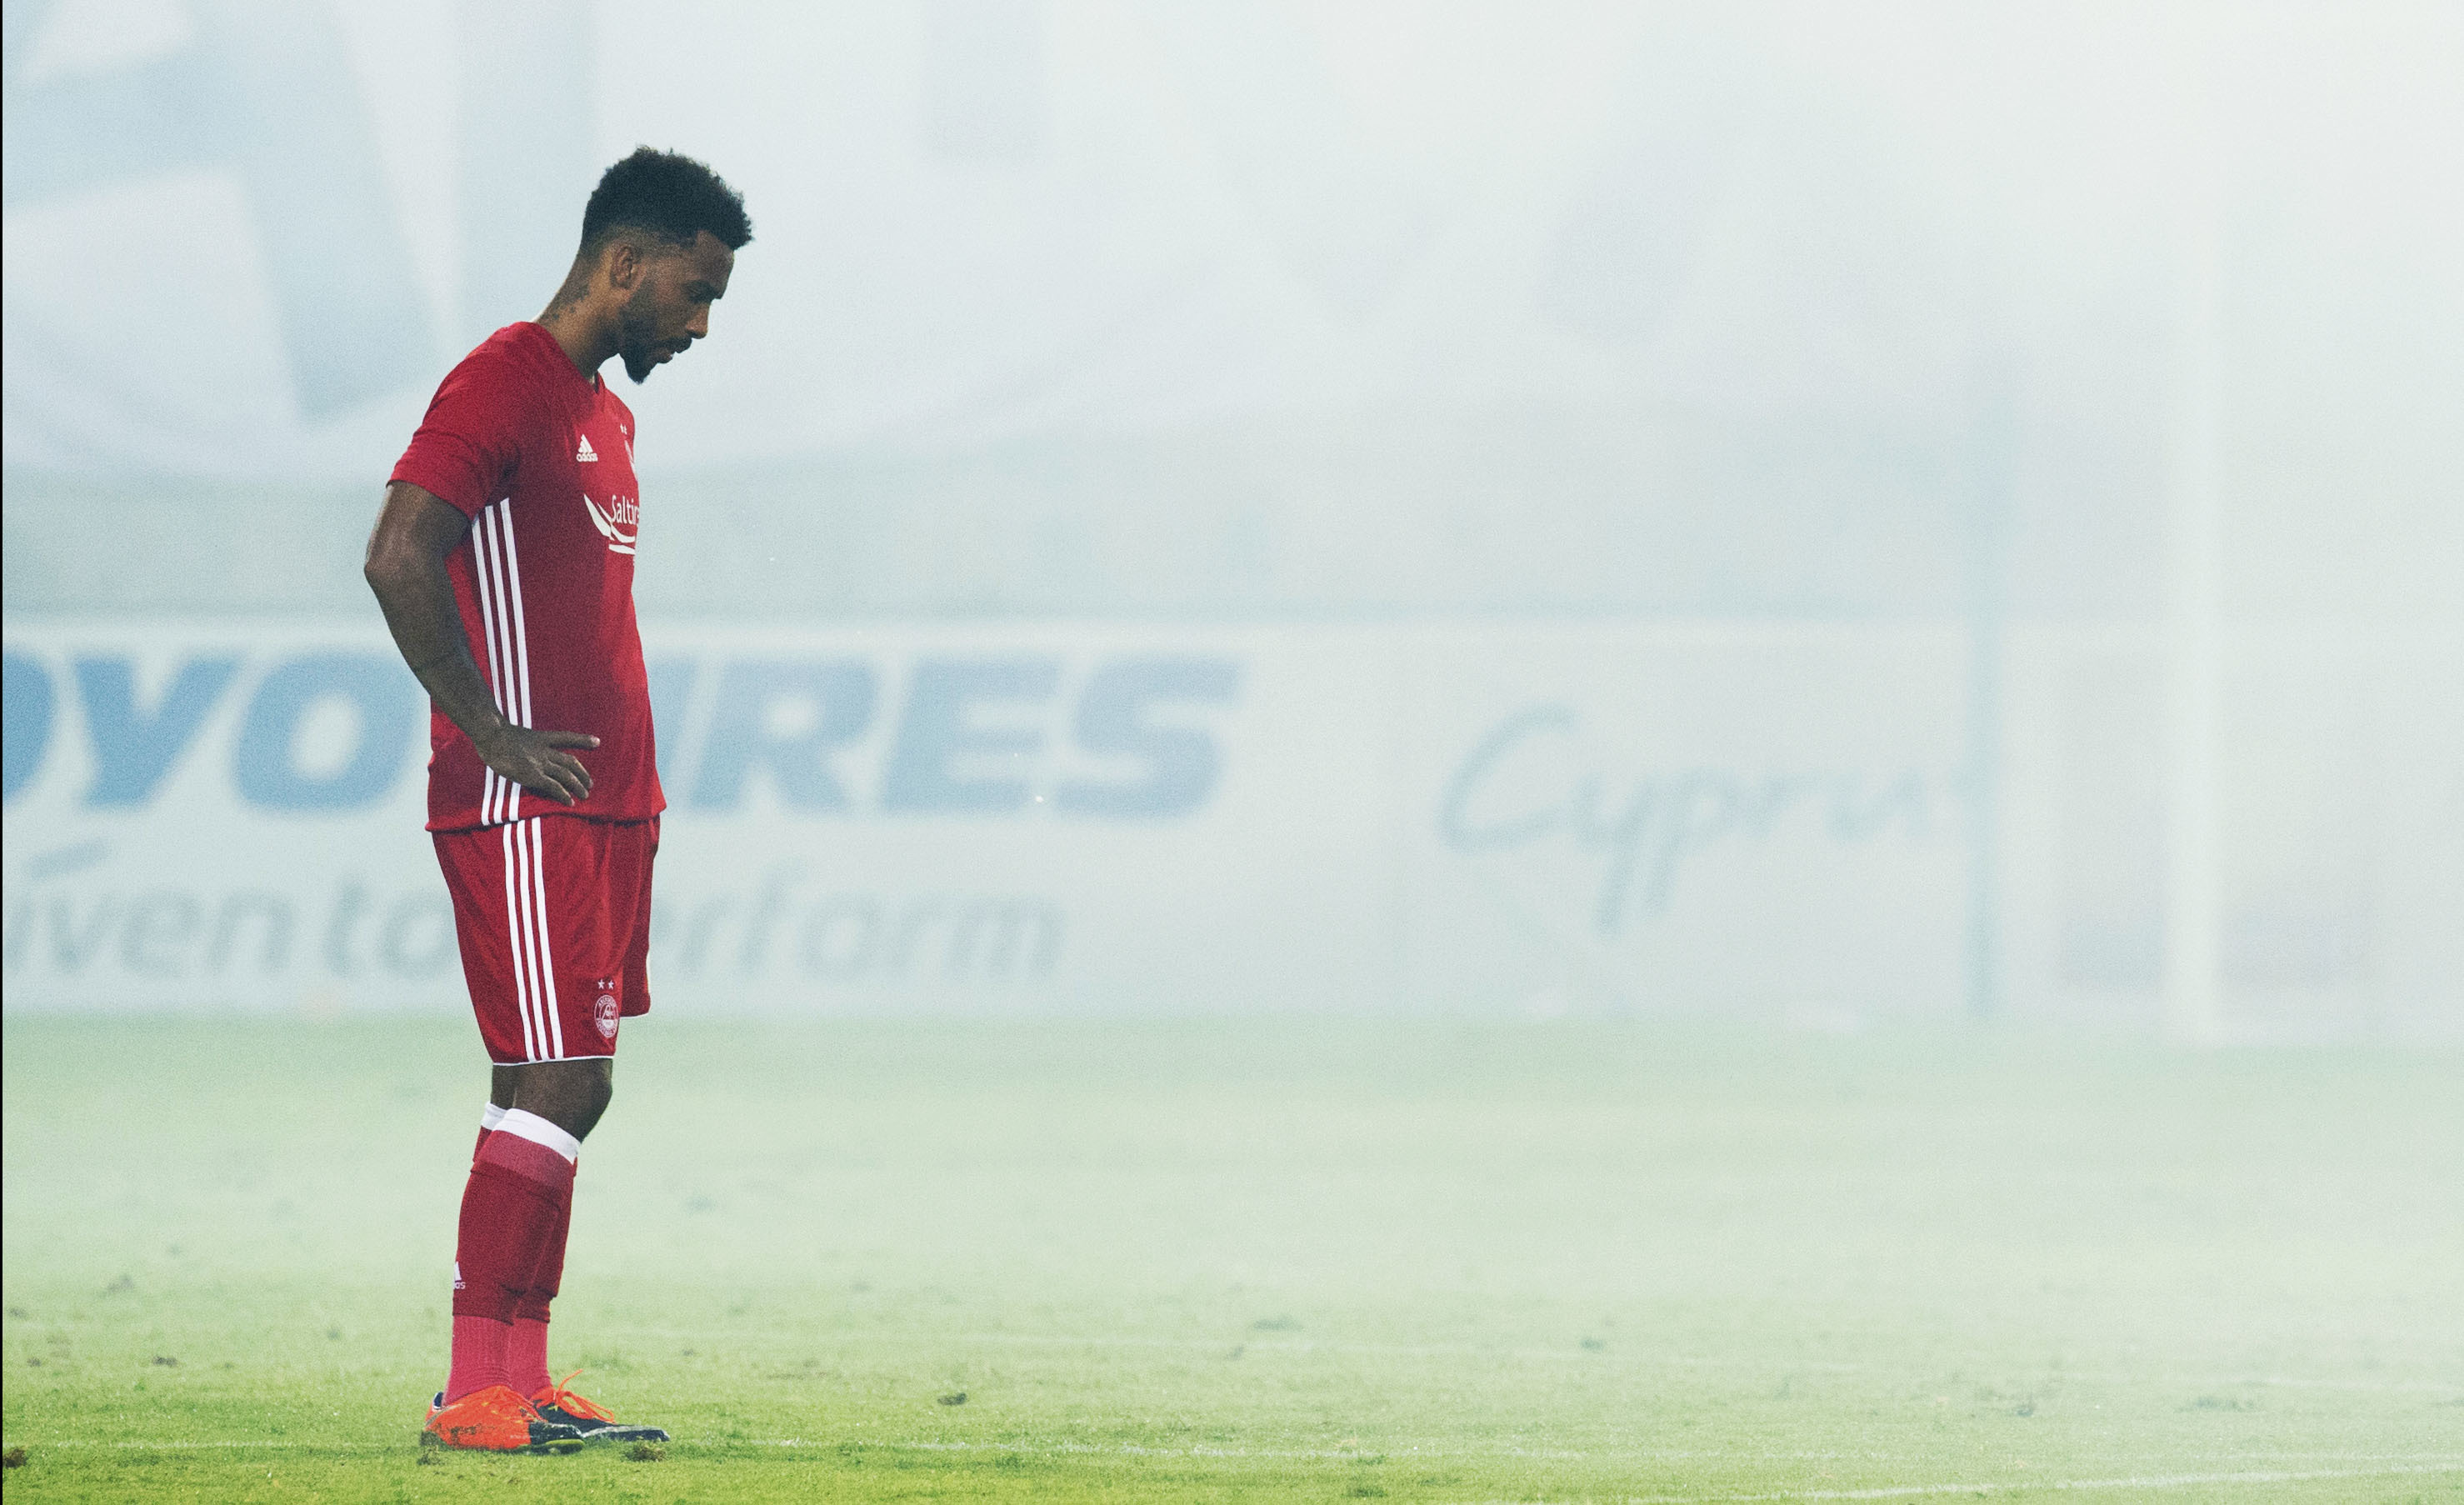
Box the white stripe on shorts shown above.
[503,817,566,1061]
[524,817,564,1058]
[501,821,538,1059]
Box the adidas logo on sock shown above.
[576,434,598,462]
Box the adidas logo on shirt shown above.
[576,434,598,462]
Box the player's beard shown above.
[617,285,663,384]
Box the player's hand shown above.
[475,725,601,806]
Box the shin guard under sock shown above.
[445,1110,577,1402]
[507,1177,573,1396]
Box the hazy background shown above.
[5,7,2463,1495]
[5,0,2460,1035]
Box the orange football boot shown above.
[532,1370,671,1443]
[422,1382,586,1452]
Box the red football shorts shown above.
[432,814,658,1064]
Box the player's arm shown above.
[363,481,598,806]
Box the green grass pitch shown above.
[3,1013,2459,1502]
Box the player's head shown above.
[575,148,752,383]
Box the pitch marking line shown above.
[27,1438,2464,1488]
[1471,1462,2464,1502]
[653,1328,2462,1396]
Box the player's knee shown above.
[564,1064,613,1135]
[512,1058,614,1139]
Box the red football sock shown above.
[445,1110,577,1402]
[445,1313,511,1402]
[507,1176,573,1397]
[507,1314,552,1399]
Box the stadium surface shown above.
[3,1015,2458,1502]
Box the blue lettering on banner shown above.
[0,854,457,984]
[3,645,1239,819]
[76,655,240,808]
[1440,706,1949,936]
[688,658,877,811]
[232,653,420,811]
[882,658,1060,814]
[3,651,54,802]
[1438,707,1576,852]
[1055,657,1242,818]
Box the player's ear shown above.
[603,237,643,293]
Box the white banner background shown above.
[4,619,1973,1019]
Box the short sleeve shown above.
[390,352,522,517]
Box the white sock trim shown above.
[481,1102,508,1132]
[492,1108,580,1164]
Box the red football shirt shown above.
[391,322,663,832]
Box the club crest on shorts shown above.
[594,989,620,1040]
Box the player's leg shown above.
[423,818,624,1450]
[495,1058,602,1398]
[514,818,667,1443]
[496,1058,614,1138]
[455,818,618,1362]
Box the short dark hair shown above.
[578,148,752,258]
